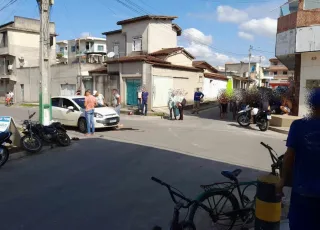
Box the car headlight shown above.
[94,112,103,118]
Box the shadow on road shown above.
[0,138,264,230]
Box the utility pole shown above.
[247,45,253,89]
[37,0,53,125]
[258,55,262,87]
[78,38,82,94]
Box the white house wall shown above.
[122,20,149,54]
[299,52,320,117]
[152,67,203,103]
[8,30,56,68]
[296,26,320,52]
[166,53,193,66]
[148,20,177,53]
[275,29,296,56]
[202,78,227,101]
[106,32,126,57]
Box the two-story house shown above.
[275,0,320,116]
[56,36,106,64]
[265,58,294,88]
[0,16,56,98]
[90,15,226,108]
[225,62,262,89]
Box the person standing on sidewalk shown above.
[178,96,186,120]
[84,90,97,136]
[277,88,320,230]
[141,89,149,116]
[112,89,121,116]
[192,88,204,114]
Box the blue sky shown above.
[0,0,284,66]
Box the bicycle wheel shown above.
[188,190,239,230]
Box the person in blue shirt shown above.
[192,88,204,114]
[141,89,149,116]
[277,88,320,230]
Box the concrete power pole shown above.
[37,0,53,125]
[258,55,262,87]
[247,45,253,89]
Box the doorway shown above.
[20,84,24,102]
[126,79,141,106]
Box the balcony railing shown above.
[280,1,299,17]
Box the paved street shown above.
[0,105,287,230]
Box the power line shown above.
[112,0,248,57]
[0,0,18,13]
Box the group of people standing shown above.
[137,88,149,116]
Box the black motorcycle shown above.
[237,106,272,132]
[0,132,12,168]
[21,112,71,153]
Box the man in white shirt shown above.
[93,90,105,107]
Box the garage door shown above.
[153,76,173,107]
[60,84,76,96]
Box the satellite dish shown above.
[107,52,115,58]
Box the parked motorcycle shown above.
[237,105,272,131]
[0,132,12,168]
[20,112,71,153]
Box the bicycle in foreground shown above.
[152,142,283,230]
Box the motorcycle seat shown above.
[0,132,11,141]
[221,169,242,181]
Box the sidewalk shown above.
[269,126,289,134]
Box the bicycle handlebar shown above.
[260,142,271,150]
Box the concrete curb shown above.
[269,127,289,135]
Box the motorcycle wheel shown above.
[56,131,71,147]
[20,135,43,153]
[258,118,269,132]
[237,114,250,127]
[0,146,9,168]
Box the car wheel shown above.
[78,118,87,133]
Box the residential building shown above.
[193,61,228,100]
[0,16,56,98]
[91,15,226,109]
[265,58,294,88]
[275,0,320,116]
[56,36,107,64]
[225,62,265,89]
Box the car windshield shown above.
[72,98,85,109]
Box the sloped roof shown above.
[105,55,170,64]
[149,47,195,59]
[172,23,182,36]
[117,15,177,25]
[204,73,228,81]
[102,29,122,36]
[147,62,203,72]
[192,61,218,73]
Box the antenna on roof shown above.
[107,52,115,58]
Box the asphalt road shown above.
[0,105,288,230]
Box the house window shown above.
[274,72,277,75]
[0,32,7,47]
[50,36,54,46]
[86,42,90,50]
[199,76,203,83]
[283,71,287,75]
[60,47,64,52]
[132,36,142,51]
[71,46,76,52]
[97,45,104,51]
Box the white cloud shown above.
[180,28,238,66]
[239,17,277,38]
[238,31,254,41]
[217,5,249,23]
[182,28,213,45]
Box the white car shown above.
[51,96,119,133]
